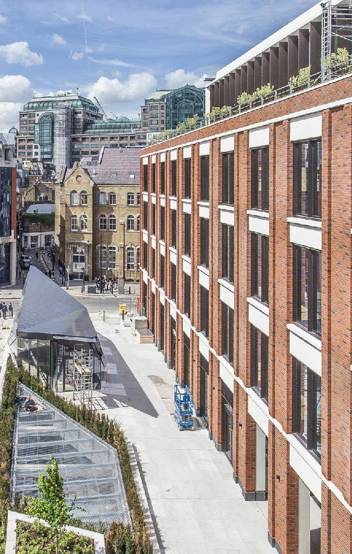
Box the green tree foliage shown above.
[25,459,75,554]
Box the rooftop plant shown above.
[289,66,311,90]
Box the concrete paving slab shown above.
[90,315,274,554]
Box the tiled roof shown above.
[87,147,141,185]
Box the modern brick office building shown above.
[140,1,352,552]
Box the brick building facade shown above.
[139,2,352,547]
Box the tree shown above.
[25,458,75,554]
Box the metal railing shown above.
[149,56,352,146]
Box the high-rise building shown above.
[0,140,17,286]
[17,92,103,170]
[141,85,205,132]
[140,1,352,552]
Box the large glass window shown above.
[171,160,177,196]
[200,155,210,201]
[200,285,209,337]
[143,164,148,192]
[143,202,148,230]
[109,192,116,205]
[127,247,135,270]
[221,303,234,364]
[127,192,135,206]
[251,233,269,304]
[184,157,191,198]
[170,263,177,300]
[293,246,321,336]
[171,210,177,248]
[108,246,116,269]
[36,113,54,161]
[199,355,209,422]
[200,218,209,267]
[127,215,135,231]
[184,213,191,257]
[159,255,165,288]
[160,161,165,194]
[160,206,165,240]
[183,334,190,387]
[292,358,321,458]
[251,147,269,211]
[250,325,269,403]
[222,152,234,205]
[152,163,156,193]
[184,273,191,317]
[293,140,321,218]
[97,245,107,270]
[221,224,234,283]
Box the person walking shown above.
[8,303,13,318]
[2,304,8,320]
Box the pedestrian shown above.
[110,280,114,295]
[48,269,52,279]
[36,251,39,260]
[8,303,13,318]
[0,302,3,318]
[2,304,7,320]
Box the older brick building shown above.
[140,1,352,552]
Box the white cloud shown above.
[52,33,66,46]
[86,73,157,103]
[0,42,43,66]
[165,69,206,89]
[78,13,93,23]
[53,12,69,24]
[0,102,21,130]
[87,56,133,68]
[0,75,32,102]
[0,15,7,25]
[71,51,84,61]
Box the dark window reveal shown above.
[250,325,269,403]
[222,224,234,283]
[222,152,234,205]
[251,147,269,211]
[293,246,321,336]
[251,233,269,304]
[221,302,234,364]
[200,156,210,201]
[293,140,321,218]
[292,358,321,459]
[184,158,191,198]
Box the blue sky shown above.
[0,0,314,129]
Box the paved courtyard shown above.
[91,313,274,554]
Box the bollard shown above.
[103,310,105,322]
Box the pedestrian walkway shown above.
[91,314,274,554]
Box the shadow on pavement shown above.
[98,333,158,418]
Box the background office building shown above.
[141,85,205,133]
[140,1,352,552]
[71,117,147,163]
[0,141,17,286]
[17,92,103,170]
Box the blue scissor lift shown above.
[174,383,194,430]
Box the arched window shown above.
[126,246,135,270]
[127,192,135,206]
[97,245,107,270]
[80,190,88,205]
[108,246,116,269]
[126,215,135,231]
[71,215,78,231]
[99,214,107,230]
[109,214,117,231]
[136,215,140,231]
[70,190,78,206]
[80,214,88,231]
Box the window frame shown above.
[251,233,269,304]
[293,139,321,219]
[200,155,210,201]
[251,147,269,211]
[222,152,234,205]
[293,245,321,336]
[250,325,269,403]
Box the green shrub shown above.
[289,66,311,89]
[16,520,94,554]
[237,91,254,107]
[325,47,350,71]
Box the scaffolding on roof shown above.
[321,1,352,73]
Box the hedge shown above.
[0,359,153,554]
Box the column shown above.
[278,41,288,87]
[298,29,309,70]
[309,22,321,74]
[288,35,298,79]
[261,52,270,86]
[269,47,279,89]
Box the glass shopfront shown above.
[17,337,101,393]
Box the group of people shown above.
[0,302,13,319]
[95,276,118,295]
